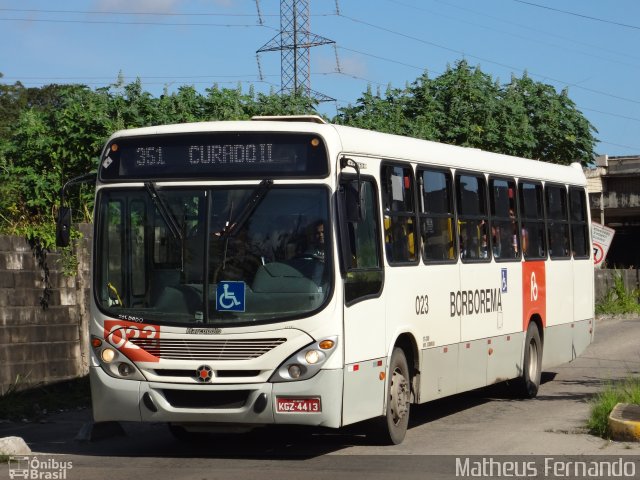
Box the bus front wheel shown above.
[519,322,542,398]
[371,347,411,445]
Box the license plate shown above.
[276,397,321,413]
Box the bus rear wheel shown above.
[518,322,542,398]
[371,347,411,445]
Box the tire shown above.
[519,322,542,398]
[370,347,411,445]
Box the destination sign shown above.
[99,132,328,181]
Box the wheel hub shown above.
[390,369,409,423]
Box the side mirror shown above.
[56,207,72,247]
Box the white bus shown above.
[57,115,594,444]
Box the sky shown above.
[1,0,639,158]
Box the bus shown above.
[57,115,594,444]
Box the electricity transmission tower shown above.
[257,0,335,102]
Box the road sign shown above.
[591,222,615,268]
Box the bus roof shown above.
[330,123,586,186]
[106,118,586,186]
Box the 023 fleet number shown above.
[415,294,429,315]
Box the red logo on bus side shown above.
[104,320,160,363]
[522,262,546,331]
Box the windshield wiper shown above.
[220,179,272,271]
[144,182,183,241]
[221,179,273,240]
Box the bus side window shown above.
[381,163,418,265]
[419,168,456,262]
[569,187,589,258]
[340,179,383,305]
[456,173,489,262]
[489,177,520,261]
[519,181,547,260]
[546,184,570,259]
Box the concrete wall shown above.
[0,224,91,394]
[594,268,639,304]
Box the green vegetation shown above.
[0,375,90,421]
[588,377,640,438]
[595,271,640,315]
[1,62,598,249]
[337,61,596,165]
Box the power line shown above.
[384,0,640,71]
[338,46,430,73]
[0,17,276,28]
[1,74,279,81]
[0,7,337,20]
[432,0,640,63]
[512,0,640,31]
[336,13,640,106]
[580,107,640,124]
[0,7,278,17]
[597,140,640,151]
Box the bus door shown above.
[337,174,386,425]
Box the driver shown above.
[304,220,326,261]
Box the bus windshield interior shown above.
[96,185,331,326]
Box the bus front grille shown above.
[129,338,286,360]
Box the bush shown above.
[595,271,640,315]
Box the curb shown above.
[608,403,640,442]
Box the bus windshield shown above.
[95,185,332,326]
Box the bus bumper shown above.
[90,365,343,428]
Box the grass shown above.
[587,376,640,438]
[0,375,90,421]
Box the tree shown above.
[0,77,325,238]
[429,60,501,149]
[336,84,412,136]
[507,72,597,164]
[0,63,598,241]
[336,60,598,165]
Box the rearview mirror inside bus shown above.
[56,206,71,248]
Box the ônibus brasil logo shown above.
[8,456,73,479]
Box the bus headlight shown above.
[101,348,116,363]
[269,336,338,383]
[91,335,145,381]
[305,350,321,364]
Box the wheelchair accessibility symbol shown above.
[216,281,245,312]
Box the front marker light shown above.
[318,339,334,350]
[270,336,338,383]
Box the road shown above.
[2,315,639,480]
